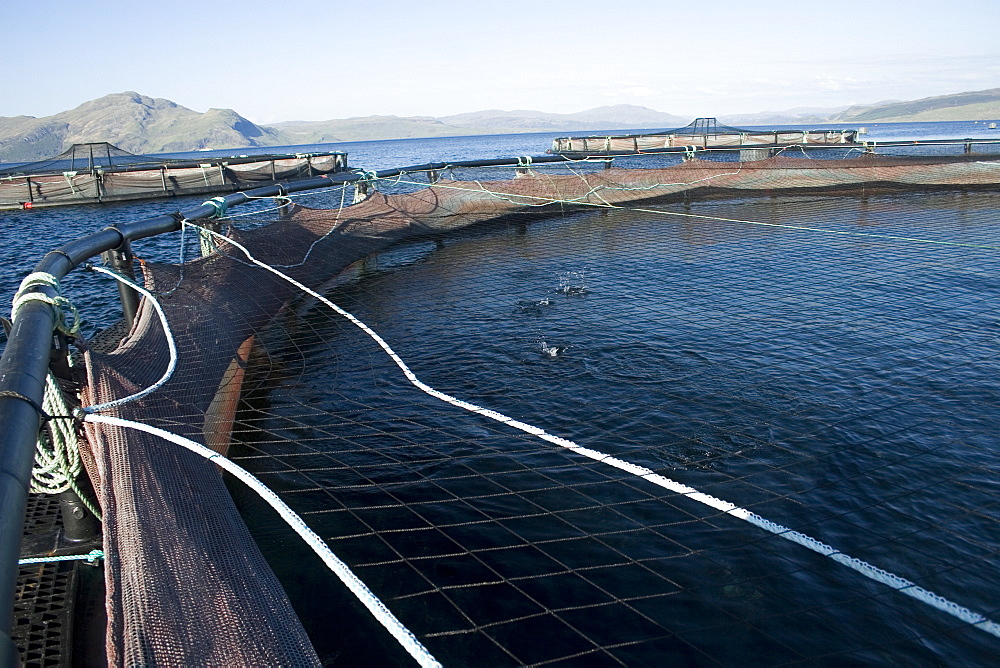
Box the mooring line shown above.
[196,222,1000,640]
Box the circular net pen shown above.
[68,152,1000,665]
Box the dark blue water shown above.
[2,121,998,664]
[226,188,1000,665]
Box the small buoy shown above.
[22,201,33,210]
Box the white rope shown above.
[81,412,441,668]
[192,225,1000,640]
[75,249,439,664]
[82,265,178,414]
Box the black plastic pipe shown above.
[102,235,139,328]
[0,293,60,640]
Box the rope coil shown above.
[30,373,83,496]
[7,272,100,518]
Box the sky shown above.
[3,0,998,123]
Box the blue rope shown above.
[19,549,104,566]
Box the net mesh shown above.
[0,143,169,175]
[71,151,1000,664]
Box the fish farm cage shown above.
[2,136,1000,666]
[0,142,349,210]
[550,118,863,157]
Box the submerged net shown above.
[70,151,1000,664]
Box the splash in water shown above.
[539,340,568,357]
[557,271,589,296]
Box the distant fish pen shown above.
[2,137,1000,665]
[550,117,1000,162]
[0,142,349,210]
[551,117,861,157]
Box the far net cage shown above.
[0,143,174,176]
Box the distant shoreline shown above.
[2,89,998,163]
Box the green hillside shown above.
[835,89,1000,122]
[0,92,284,162]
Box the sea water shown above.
[1,121,998,664]
[234,189,999,664]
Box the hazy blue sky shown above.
[4,0,998,122]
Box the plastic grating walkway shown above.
[13,496,76,667]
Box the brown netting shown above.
[74,152,1000,664]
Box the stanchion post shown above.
[101,235,139,328]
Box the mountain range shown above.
[2,89,999,162]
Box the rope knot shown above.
[12,272,81,336]
[202,196,229,218]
